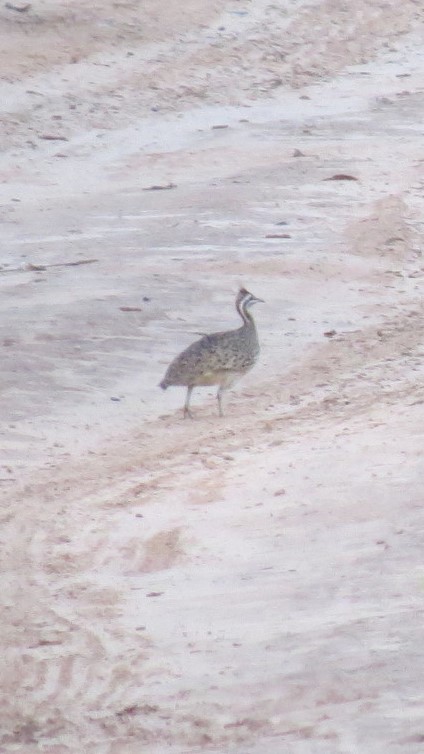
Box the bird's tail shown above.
[159,379,168,390]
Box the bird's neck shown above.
[237,301,255,326]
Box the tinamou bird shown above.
[159,287,263,418]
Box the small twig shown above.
[265,233,291,239]
[39,134,69,142]
[323,174,358,181]
[48,258,98,268]
[0,259,98,274]
[142,182,176,191]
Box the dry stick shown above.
[45,258,98,268]
[142,182,177,191]
[0,259,98,274]
[39,134,69,142]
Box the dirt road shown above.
[1,1,424,752]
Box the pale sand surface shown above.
[1,1,424,752]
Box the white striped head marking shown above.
[236,288,264,320]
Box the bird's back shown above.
[160,321,259,388]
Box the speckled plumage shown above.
[159,288,263,417]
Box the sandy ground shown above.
[1,1,424,752]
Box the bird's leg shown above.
[184,386,194,419]
[217,386,225,417]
